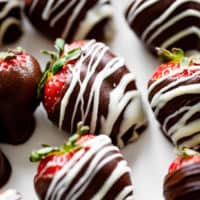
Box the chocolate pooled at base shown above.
[24,0,114,42]
[125,0,200,54]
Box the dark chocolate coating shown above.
[45,40,146,147]
[148,64,200,149]
[24,0,113,42]
[0,52,41,145]
[125,0,200,54]
[34,137,134,200]
[164,162,200,200]
[0,0,23,45]
[0,150,11,187]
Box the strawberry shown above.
[149,48,200,84]
[37,39,83,113]
[0,47,30,71]
[168,148,200,174]
[30,122,91,177]
[164,149,200,200]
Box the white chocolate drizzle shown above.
[127,0,200,50]
[29,0,113,41]
[148,65,200,149]
[0,0,21,45]
[44,135,134,200]
[59,40,146,147]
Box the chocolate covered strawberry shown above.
[38,38,146,147]
[0,189,22,200]
[30,122,134,200]
[0,47,41,144]
[164,148,200,200]
[148,48,200,150]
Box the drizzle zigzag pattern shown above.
[126,0,200,52]
[148,65,200,149]
[45,135,134,200]
[28,0,113,41]
[59,40,146,147]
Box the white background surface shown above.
[1,1,176,199]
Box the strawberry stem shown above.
[30,122,90,162]
[176,147,199,158]
[156,48,184,63]
[37,38,82,100]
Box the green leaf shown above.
[37,62,51,100]
[52,48,82,75]
[55,38,65,56]
[41,50,57,60]
[52,57,66,75]
[156,48,184,63]
[0,52,15,60]
[65,48,82,61]
[30,146,60,162]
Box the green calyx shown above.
[176,147,199,158]
[0,47,25,60]
[37,38,82,100]
[30,122,90,162]
[156,48,185,63]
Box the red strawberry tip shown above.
[37,38,82,100]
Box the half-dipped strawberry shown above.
[0,47,41,144]
[0,47,42,186]
[30,122,134,200]
[164,149,200,200]
[38,38,147,148]
[148,48,200,150]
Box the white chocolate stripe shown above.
[50,0,77,27]
[141,0,200,41]
[163,106,191,133]
[0,0,19,18]
[150,69,200,107]
[161,26,200,49]
[45,135,133,200]
[59,40,145,147]
[115,186,134,200]
[127,0,159,24]
[154,84,200,115]
[168,102,200,136]
[172,119,200,142]
[127,0,143,23]
[146,9,200,44]
[73,3,113,41]
[0,18,21,46]
[61,0,87,39]
[48,136,111,199]
[91,160,131,200]
[181,134,200,149]
[45,149,86,200]
[71,42,109,131]
[148,66,200,94]
[66,146,120,199]
[71,153,123,200]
